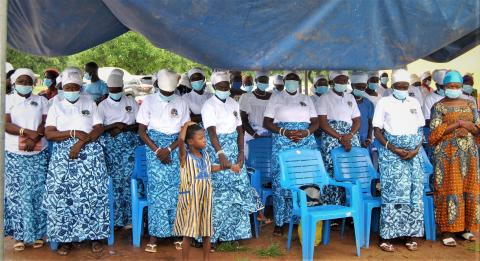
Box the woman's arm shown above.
[5,114,42,142]
[241,111,257,137]
[236,126,245,167]
[178,123,190,167]
[374,127,408,158]
[318,115,342,140]
[190,113,202,124]
[207,126,231,169]
[138,124,170,163]
[88,124,104,141]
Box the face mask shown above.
[463,84,473,95]
[243,85,254,93]
[43,78,52,87]
[84,73,91,81]
[284,80,299,93]
[15,85,33,95]
[445,89,462,99]
[109,92,123,100]
[215,90,231,100]
[58,90,64,97]
[315,85,329,94]
[159,92,175,102]
[437,89,445,97]
[380,77,388,85]
[273,88,281,94]
[352,89,366,98]
[64,91,81,102]
[231,81,242,90]
[368,83,379,91]
[334,83,348,93]
[393,89,408,100]
[191,80,205,91]
[256,82,269,91]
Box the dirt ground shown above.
[4,222,478,261]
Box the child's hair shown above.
[185,124,204,142]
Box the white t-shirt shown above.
[365,93,381,106]
[98,95,139,125]
[373,95,425,135]
[422,91,444,120]
[46,94,102,133]
[377,86,386,97]
[201,96,242,134]
[383,88,393,97]
[264,91,317,123]
[315,90,361,125]
[408,86,425,106]
[239,93,270,134]
[136,93,190,134]
[5,93,49,155]
[182,90,213,115]
[48,91,63,108]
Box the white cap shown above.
[350,71,368,84]
[187,68,204,79]
[157,69,179,92]
[178,73,191,88]
[110,68,124,77]
[314,73,328,84]
[432,69,448,85]
[273,74,284,85]
[391,69,410,84]
[255,71,269,79]
[329,70,349,81]
[6,62,13,73]
[368,71,380,78]
[283,70,299,79]
[420,71,431,81]
[61,67,83,86]
[56,75,62,84]
[11,68,36,83]
[107,71,124,88]
[410,74,421,84]
[211,71,230,86]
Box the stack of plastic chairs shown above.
[279,149,362,260]
[420,148,436,240]
[331,147,381,248]
[131,146,148,247]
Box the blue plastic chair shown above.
[420,148,436,241]
[246,137,273,238]
[131,146,148,247]
[331,147,381,248]
[279,149,362,260]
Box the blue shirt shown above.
[83,80,108,102]
[357,98,374,143]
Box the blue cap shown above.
[443,70,463,85]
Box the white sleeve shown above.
[316,95,328,116]
[180,100,191,125]
[422,97,432,120]
[45,104,57,128]
[201,101,216,129]
[415,102,425,128]
[306,96,317,118]
[40,96,49,115]
[372,99,385,129]
[239,94,250,113]
[91,103,102,126]
[136,97,151,126]
[132,99,140,119]
[351,97,361,118]
[263,95,277,118]
[235,102,242,126]
[97,102,106,124]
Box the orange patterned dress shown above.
[429,100,480,233]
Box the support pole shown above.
[0,0,8,259]
[304,70,309,95]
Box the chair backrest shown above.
[278,149,329,189]
[331,147,376,196]
[132,146,148,185]
[247,137,272,183]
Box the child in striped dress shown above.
[174,122,238,261]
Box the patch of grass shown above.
[235,258,250,261]
[466,242,480,252]
[255,243,284,258]
[216,242,249,252]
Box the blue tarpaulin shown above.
[6,0,480,70]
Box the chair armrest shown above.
[328,179,361,208]
[131,178,139,198]
[288,186,308,217]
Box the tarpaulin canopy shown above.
[6,0,480,70]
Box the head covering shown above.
[156,69,179,92]
[6,62,14,73]
[11,68,36,83]
[410,74,421,84]
[283,70,299,79]
[187,68,204,79]
[328,70,349,81]
[107,71,124,87]
[368,71,380,78]
[110,68,124,77]
[314,73,328,84]
[420,71,431,81]
[211,71,230,86]
[391,69,410,84]
[255,70,269,79]
[350,71,368,84]
[443,70,463,85]
[178,73,191,88]
[61,67,83,86]
[273,74,284,85]
[56,75,62,84]
[432,69,448,85]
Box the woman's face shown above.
[334,75,348,84]
[63,83,81,92]
[243,76,253,86]
[368,77,379,84]
[215,81,230,92]
[315,78,328,86]
[190,73,205,82]
[285,74,300,82]
[445,82,462,90]
[108,87,123,94]
[15,75,33,86]
[160,89,175,97]
[392,82,409,91]
[352,83,367,91]
[188,130,207,149]
[257,76,269,84]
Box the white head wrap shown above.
[410,74,421,84]
[391,69,410,84]
[187,68,204,79]
[107,71,124,87]
[255,71,269,80]
[211,71,230,86]
[110,68,124,77]
[6,62,14,73]
[368,71,380,78]
[328,70,349,81]
[11,68,36,83]
[156,69,179,92]
[314,73,328,84]
[273,74,284,85]
[420,71,431,81]
[61,67,83,86]
[178,73,191,88]
[350,71,368,84]
[432,69,448,85]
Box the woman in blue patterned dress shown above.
[44,67,108,255]
[4,69,49,251]
[263,71,319,236]
[372,69,425,252]
[136,69,190,253]
[98,69,139,228]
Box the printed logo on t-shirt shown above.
[233,111,238,119]
[125,106,132,113]
[347,101,352,107]
[30,101,38,107]
[300,101,307,107]
[410,109,417,114]
[171,108,179,118]
[409,93,415,97]
[81,110,91,117]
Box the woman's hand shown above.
[75,131,92,143]
[24,129,40,141]
[231,164,241,173]
[339,135,353,152]
[459,120,478,134]
[236,153,244,168]
[218,153,232,169]
[24,138,36,152]
[37,124,45,136]
[391,147,409,158]
[156,148,171,163]
[69,141,84,159]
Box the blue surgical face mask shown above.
[256,82,269,91]
[380,77,388,85]
[368,83,379,91]
[231,81,242,90]
[284,80,299,93]
[353,89,366,98]
[84,73,91,81]
[191,80,205,91]
[15,84,33,95]
[159,92,175,102]
[393,89,408,100]
[43,78,52,87]
[109,92,123,101]
[58,90,64,97]
[315,85,329,94]
[64,91,81,102]
[437,89,445,97]
[334,83,348,93]
[215,90,231,100]
[243,85,254,93]
[463,84,473,95]
[445,89,462,99]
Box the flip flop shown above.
[405,241,418,251]
[461,232,476,242]
[379,242,394,252]
[33,239,44,249]
[91,241,103,253]
[145,243,157,253]
[442,237,457,247]
[174,241,183,250]
[13,242,25,252]
[57,243,72,256]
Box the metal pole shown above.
[0,0,7,259]
[304,70,309,95]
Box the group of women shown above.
[3,64,478,257]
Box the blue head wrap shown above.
[443,70,463,85]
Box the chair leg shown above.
[352,213,362,257]
[253,212,260,238]
[340,218,346,238]
[423,195,432,240]
[365,207,373,248]
[301,216,312,261]
[287,217,295,250]
[50,242,58,251]
[108,177,115,246]
[371,208,380,233]
[322,220,330,245]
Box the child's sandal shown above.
[145,243,157,253]
[33,239,44,249]
[461,232,476,242]
[405,241,418,251]
[174,241,183,250]
[13,242,25,252]
[379,242,394,252]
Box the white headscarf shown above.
[11,68,36,83]
[157,69,179,92]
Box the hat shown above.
[391,69,410,84]
[314,73,328,84]
[61,67,83,86]
[329,70,349,81]
[187,68,204,79]
[283,70,299,79]
[211,71,230,86]
[432,69,448,85]
[255,71,269,79]
[443,70,463,85]
[410,74,421,84]
[350,71,368,84]
[107,71,124,87]
[157,69,179,92]
[420,71,431,81]
[11,68,36,83]
[368,71,380,78]
[6,62,14,73]
[273,74,284,85]
[110,68,124,77]
[178,73,191,88]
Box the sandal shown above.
[210,243,216,253]
[174,241,183,250]
[257,216,273,226]
[13,242,25,252]
[405,241,418,251]
[145,243,157,253]
[273,226,283,237]
[461,232,476,242]
[33,239,44,249]
[442,237,457,247]
[91,241,103,253]
[379,242,394,252]
[57,243,72,256]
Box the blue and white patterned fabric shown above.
[100,131,140,226]
[43,139,109,242]
[320,120,360,205]
[145,130,180,238]
[4,150,48,244]
[272,122,317,226]
[208,131,255,242]
[378,130,424,239]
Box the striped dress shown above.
[173,151,213,238]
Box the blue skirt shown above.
[43,139,109,242]
[146,130,180,238]
[5,150,48,244]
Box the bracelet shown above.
[19,128,25,136]
[154,148,161,155]
[166,146,172,153]
[385,141,390,150]
[73,130,76,138]
[69,130,73,138]
[216,150,225,156]
[279,128,284,136]
[306,129,310,136]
